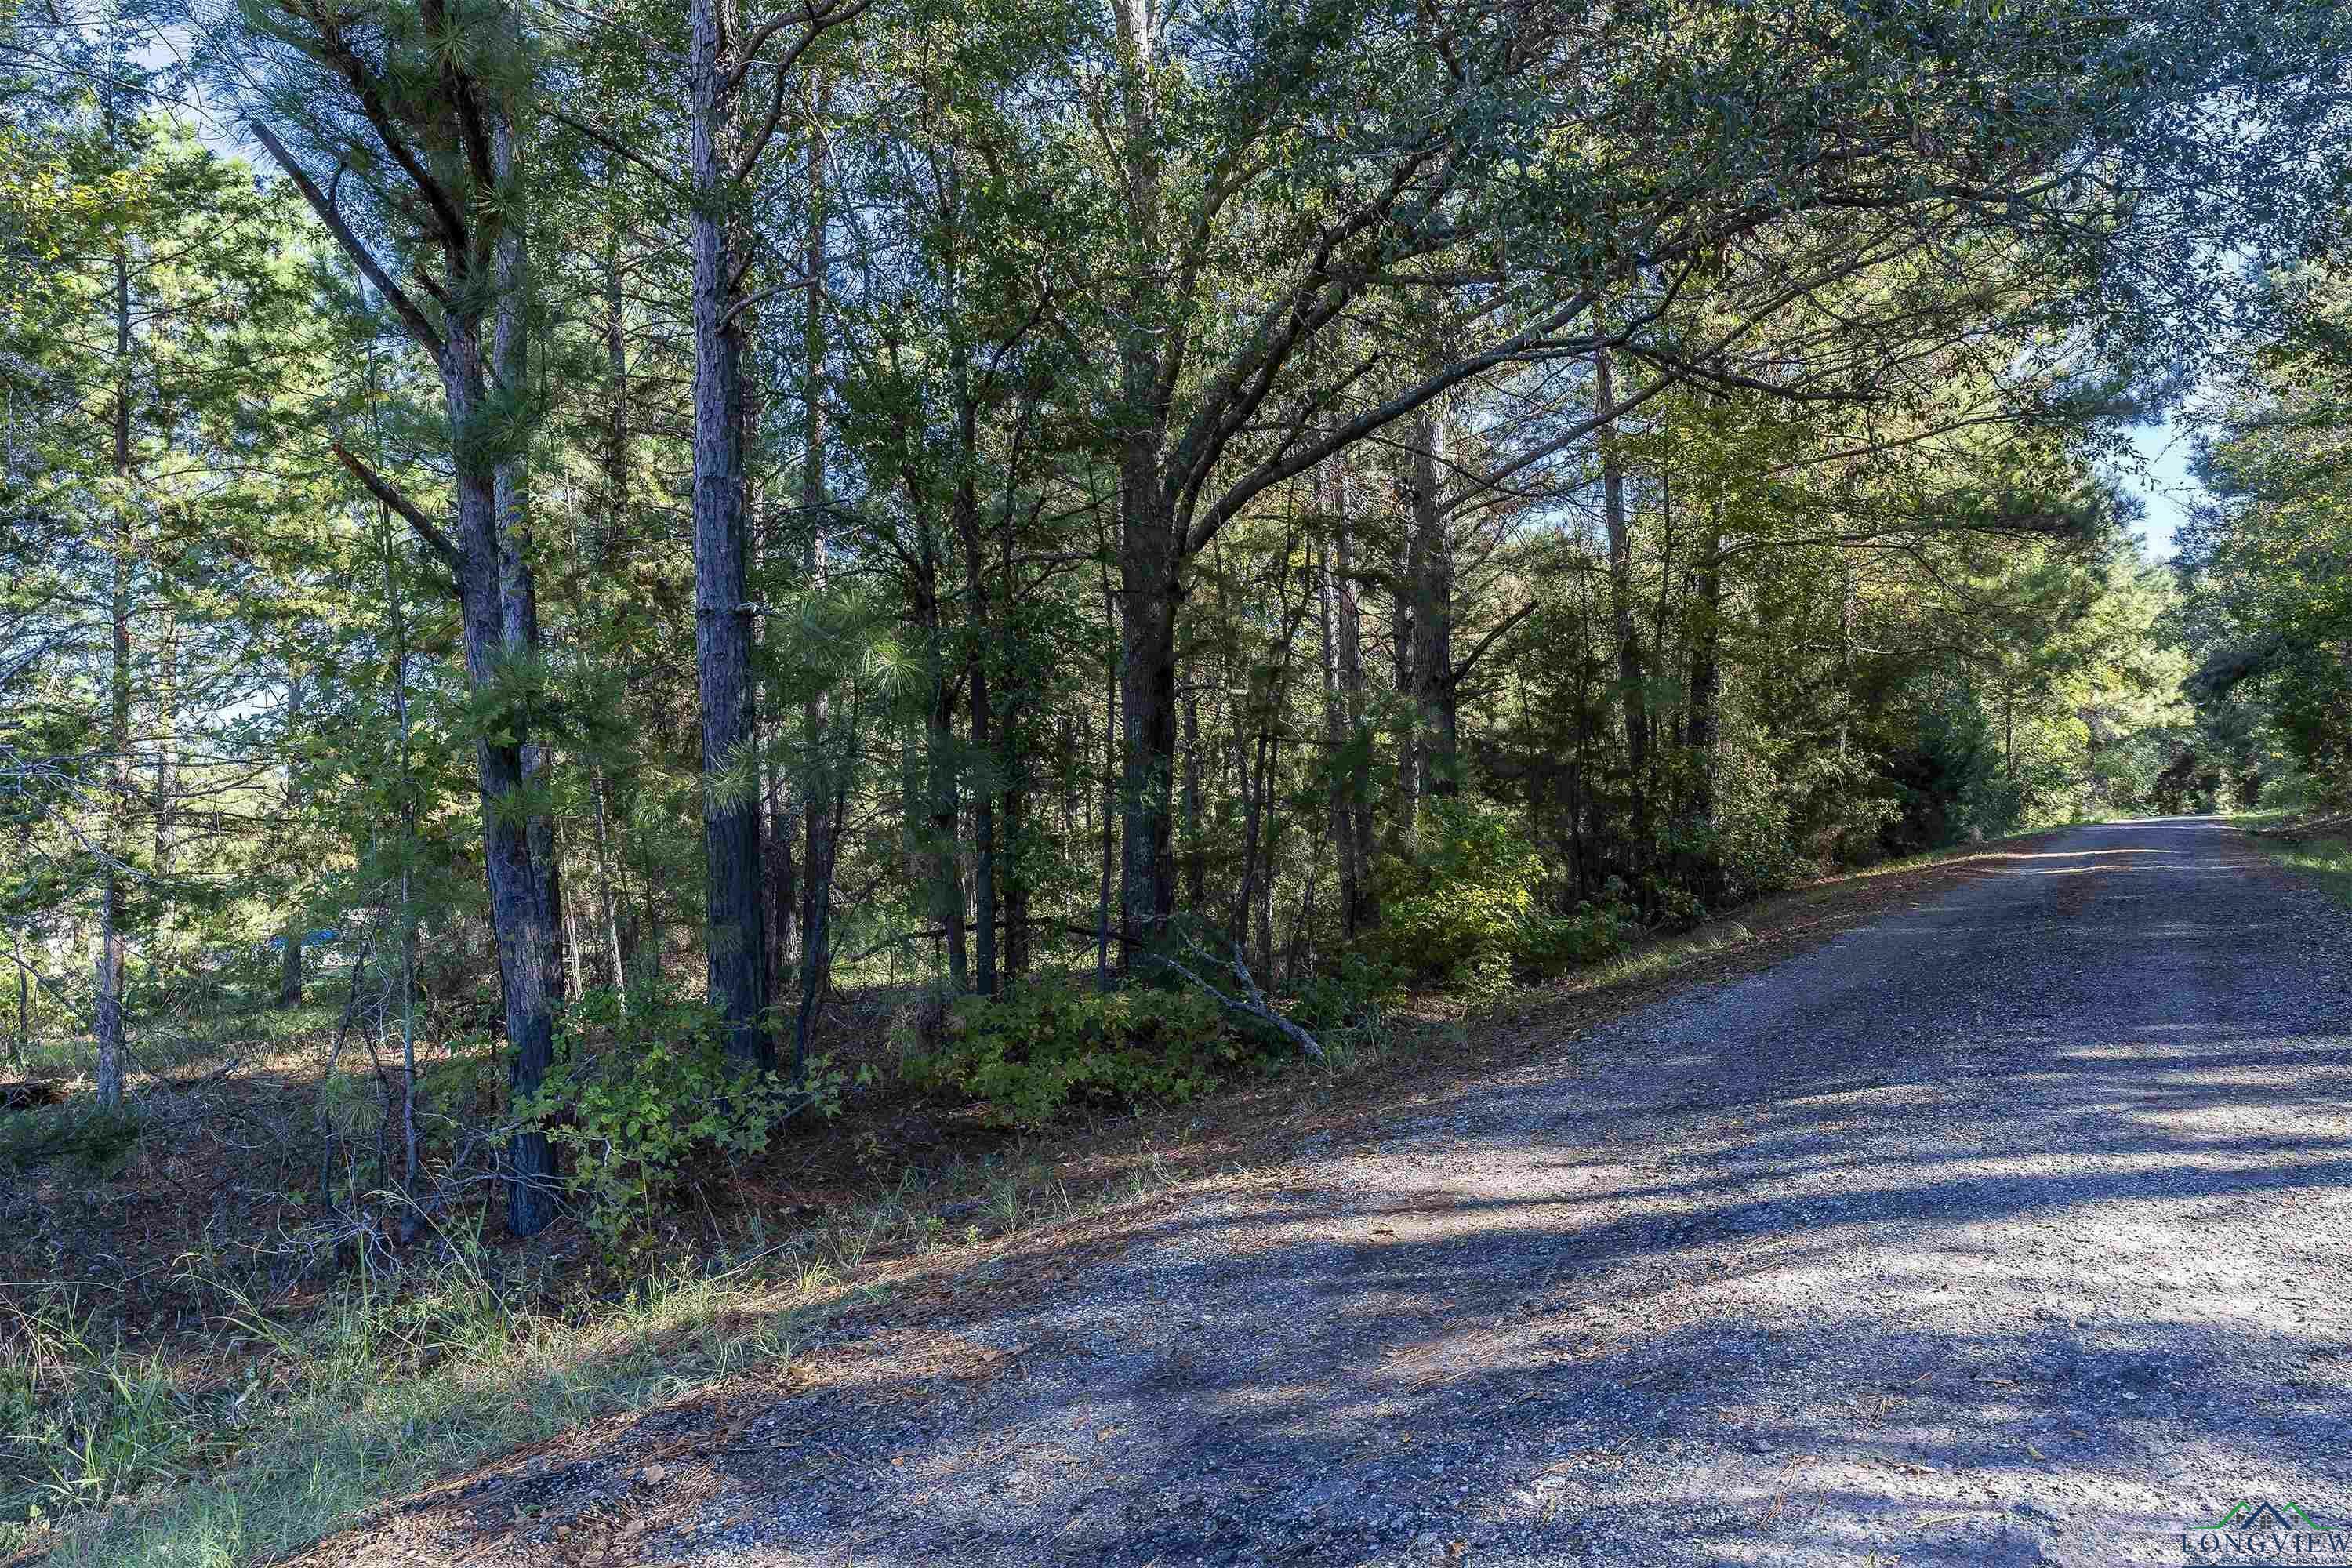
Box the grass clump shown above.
[0,1296,212,1527]
[2245,822,2352,906]
[5,1243,865,1568]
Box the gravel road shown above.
[419,818,2352,1566]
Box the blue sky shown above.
[2120,418,2204,561]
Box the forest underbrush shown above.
[0,830,2065,1568]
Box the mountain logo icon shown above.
[2199,1500,2320,1532]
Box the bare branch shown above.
[328,441,466,578]
[249,120,447,361]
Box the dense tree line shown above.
[6,0,2351,1233]
[2171,267,2352,810]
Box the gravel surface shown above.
[366,818,2352,1566]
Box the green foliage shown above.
[0,1297,204,1526]
[0,1101,142,1178]
[1369,803,1543,993]
[1284,953,1403,1032]
[1686,726,1821,900]
[2263,833,2352,909]
[1370,804,1634,992]
[1518,900,1640,975]
[521,985,848,1250]
[2177,274,2352,808]
[909,981,1274,1125]
[1883,677,2026,848]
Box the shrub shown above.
[1515,898,1636,978]
[1369,801,1544,993]
[0,1102,142,1178]
[521,985,848,1250]
[1284,953,1403,1032]
[909,981,1274,1124]
[1368,802,1637,991]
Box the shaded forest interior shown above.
[6,0,2352,1555]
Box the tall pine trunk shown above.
[279,737,305,1007]
[1595,339,1648,862]
[1686,500,1724,844]
[94,246,132,1111]
[1331,480,1377,930]
[492,118,565,1044]
[953,396,998,996]
[1315,521,1360,938]
[795,87,837,1078]
[437,283,563,1235]
[1116,464,1180,967]
[1404,405,1457,800]
[688,0,771,1071]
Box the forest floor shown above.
[24,818,2352,1566]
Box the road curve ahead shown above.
[376,819,2352,1567]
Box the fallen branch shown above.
[1154,938,1324,1062]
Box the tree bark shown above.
[688,0,771,1070]
[252,72,561,1232]
[597,229,630,561]
[439,292,562,1233]
[1096,550,1120,988]
[795,84,837,1078]
[280,751,305,1007]
[11,924,29,1072]
[954,391,998,996]
[1180,691,1207,913]
[95,245,132,1111]
[919,559,968,992]
[1116,466,1181,967]
[1404,405,1458,800]
[1330,478,1377,930]
[1686,498,1724,837]
[1315,521,1361,939]
[1595,339,1648,857]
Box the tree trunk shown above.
[1391,517,1421,851]
[95,246,132,1111]
[688,0,771,1072]
[597,229,630,561]
[1595,340,1648,855]
[1315,522,1360,940]
[441,281,561,1233]
[794,77,837,1080]
[955,431,998,996]
[1116,482,1181,967]
[1096,550,1120,988]
[764,779,797,1002]
[924,609,968,992]
[279,669,307,1007]
[1257,731,1279,983]
[151,609,177,938]
[1404,405,1457,799]
[592,768,629,999]
[1686,499,1724,839]
[1003,775,1031,982]
[11,924,28,1072]
[1180,691,1207,913]
[793,787,841,1081]
[1109,0,1177,971]
[1234,717,1263,949]
[1330,480,1377,930]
